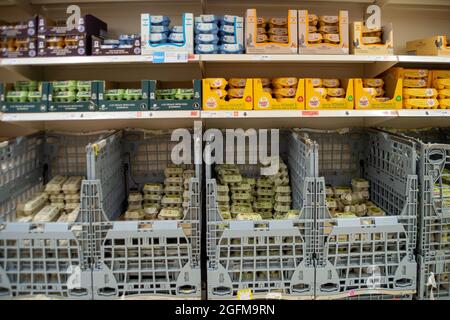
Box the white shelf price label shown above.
[152,51,189,63]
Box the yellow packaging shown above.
[354,77,402,110]
[273,87,297,97]
[327,88,345,97]
[257,27,266,34]
[433,79,450,89]
[246,9,298,54]
[314,88,327,98]
[257,17,266,25]
[350,21,394,55]
[229,78,247,88]
[213,89,227,98]
[305,78,353,110]
[403,88,438,99]
[299,10,349,55]
[439,99,450,108]
[323,79,340,88]
[207,78,227,89]
[272,77,298,87]
[268,28,288,35]
[309,25,317,33]
[253,78,304,110]
[439,89,450,98]
[363,78,384,87]
[323,34,340,43]
[404,98,439,109]
[403,78,428,88]
[318,25,339,34]
[203,78,253,110]
[228,88,245,98]
[263,87,272,94]
[308,14,318,25]
[407,36,450,57]
[328,98,346,102]
[308,33,323,43]
[261,78,271,86]
[403,69,429,79]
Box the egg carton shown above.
[33,205,60,222]
[14,80,39,92]
[143,183,164,193]
[143,193,162,201]
[44,175,67,195]
[52,80,78,92]
[158,207,183,220]
[62,176,83,194]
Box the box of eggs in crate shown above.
[202,78,253,110]
[98,80,150,111]
[298,10,349,55]
[253,77,305,110]
[245,9,298,54]
[354,75,402,109]
[305,78,354,109]
[350,21,394,55]
[48,80,101,112]
[1,81,49,112]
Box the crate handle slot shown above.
[292,283,310,293]
[320,282,338,292]
[212,286,232,296]
[177,285,197,295]
[97,286,117,296]
[427,148,446,166]
[395,278,413,288]
[69,287,89,297]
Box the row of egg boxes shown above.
[156,88,194,100]
[124,206,184,221]
[52,80,92,92]
[204,78,247,101]
[101,34,140,49]
[256,17,289,44]
[14,80,39,91]
[52,90,91,102]
[433,78,450,109]
[401,69,439,109]
[45,35,81,49]
[148,16,185,44]
[308,15,341,45]
[6,90,42,102]
[311,78,346,100]
[361,25,383,45]
[433,183,450,206]
[105,89,142,101]
[17,204,80,223]
[44,175,83,195]
[259,77,299,101]
[194,15,243,54]
[361,78,390,103]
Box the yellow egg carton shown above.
[202,78,253,110]
[253,78,305,110]
[403,88,438,99]
[298,10,349,55]
[354,77,402,109]
[404,98,439,109]
[407,36,450,57]
[433,79,450,90]
[305,78,354,110]
[439,99,450,108]
[439,89,450,99]
[350,21,394,55]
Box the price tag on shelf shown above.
[152,51,189,63]
[301,110,320,117]
[190,111,199,117]
[136,111,143,118]
[381,110,399,116]
[252,55,271,60]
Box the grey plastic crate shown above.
[308,129,418,300]
[206,130,316,300]
[0,131,110,299]
[85,128,202,299]
[391,129,450,300]
[418,254,450,300]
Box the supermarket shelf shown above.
[200,54,399,63]
[200,110,400,118]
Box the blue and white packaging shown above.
[141,13,194,54]
[221,35,237,44]
[195,23,218,34]
[150,25,170,34]
[168,32,185,43]
[195,15,220,23]
[220,15,239,25]
[195,44,219,54]
[150,33,167,43]
[219,43,243,54]
[219,24,235,35]
[195,34,219,44]
[171,26,184,33]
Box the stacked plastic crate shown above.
[205,130,316,299]
[307,129,418,300]
[84,128,201,299]
[0,131,111,299]
[396,128,450,300]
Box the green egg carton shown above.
[124,89,142,101]
[14,81,39,92]
[174,88,194,100]
[77,81,93,92]
[52,80,78,92]
[53,90,77,103]
[105,89,125,101]
[149,80,201,111]
[28,91,43,102]
[76,91,92,102]
[6,91,29,103]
